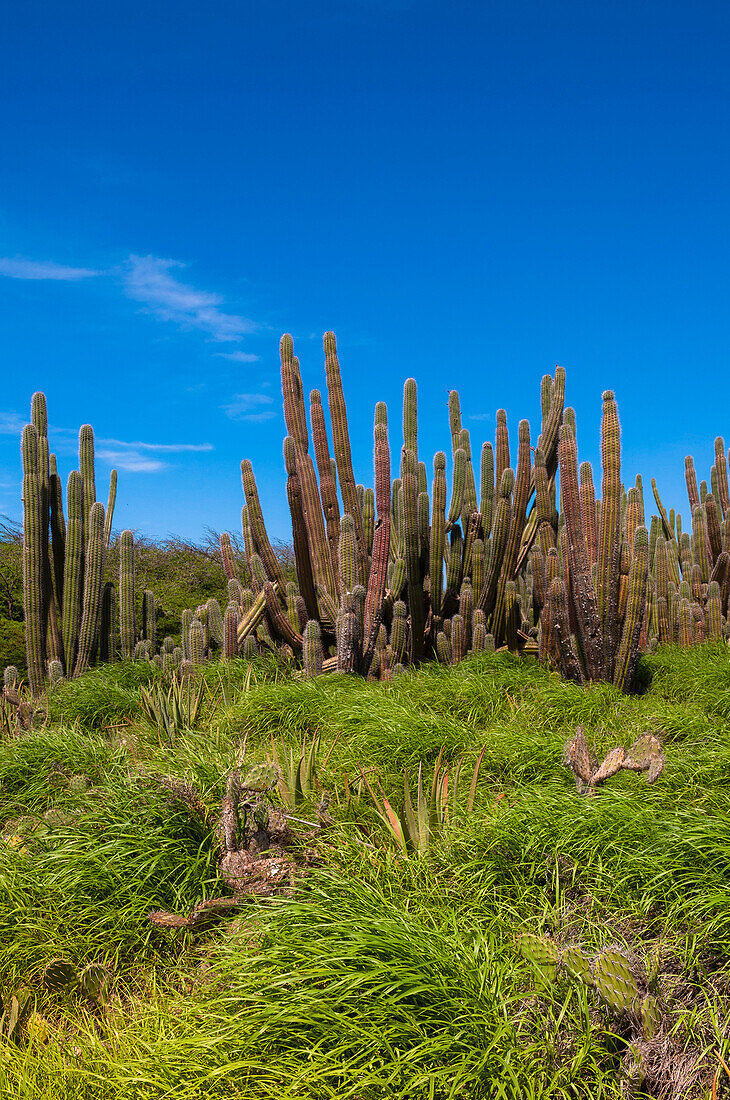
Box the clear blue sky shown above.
[1,0,729,540]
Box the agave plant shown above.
[359,747,487,856]
[138,673,211,743]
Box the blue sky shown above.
[1,0,729,540]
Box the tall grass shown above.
[0,645,728,1097]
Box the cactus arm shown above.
[73,503,105,677]
[119,530,136,660]
[241,460,288,592]
[596,391,622,677]
[103,469,117,549]
[310,388,342,575]
[361,420,391,676]
[402,449,425,662]
[613,526,649,692]
[324,332,367,573]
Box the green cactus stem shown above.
[103,469,117,549]
[21,426,45,695]
[337,592,360,673]
[402,449,425,661]
[280,334,309,453]
[445,448,467,532]
[99,581,117,664]
[477,468,514,618]
[402,378,418,458]
[548,578,583,684]
[310,388,342,572]
[189,620,205,667]
[77,424,96,530]
[282,435,318,621]
[338,513,360,593]
[495,409,510,490]
[241,460,288,592]
[324,332,367,574]
[480,442,494,537]
[593,949,639,1013]
[558,425,604,681]
[142,590,156,648]
[596,391,622,678]
[206,598,224,647]
[119,530,136,661]
[73,503,105,678]
[685,455,700,514]
[303,619,324,677]
[492,420,531,646]
[429,452,447,618]
[361,418,391,676]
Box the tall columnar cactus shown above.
[18,395,122,691]
[303,619,323,677]
[402,449,425,662]
[119,530,136,661]
[361,416,391,675]
[324,332,367,575]
[558,424,604,682]
[73,503,105,678]
[189,620,205,667]
[223,603,238,660]
[310,388,341,572]
[613,526,649,692]
[596,391,622,678]
[21,425,45,695]
[142,590,157,648]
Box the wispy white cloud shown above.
[215,350,260,363]
[223,393,276,422]
[95,436,214,473]
[122,255,257,342]
[0,257,101,281]
[95,449,167,473]
[0,413,27,435]
[96,438,213,453]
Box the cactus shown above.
[119,530,136,661]
[596,391,622,677]
[593,949,638,1013]
[515,933,559,982]
[429,452,447,618]
[324,332,367,575]
[613,526,649,692]
[73,503,105,678]
[189,620,205,667]
[303,619,323,677]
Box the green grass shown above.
[0,646,729,1098]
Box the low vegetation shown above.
[0,645,728,1098]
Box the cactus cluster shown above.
[14,347,730,699]
[20,394,119,694]
[227,333,566,681]
[516,934,663,1039]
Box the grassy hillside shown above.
[0,646,728,1098]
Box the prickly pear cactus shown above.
[564,727,595,792]
[589,745,626,788]
[515,933,559,981]
[562,945,592,985]
[593,948,638,1012]
[638,994,661,1038]
[623,734,665,783]
[79,962,112,1006]
[242,762,279,792]
[41,958,78,991]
